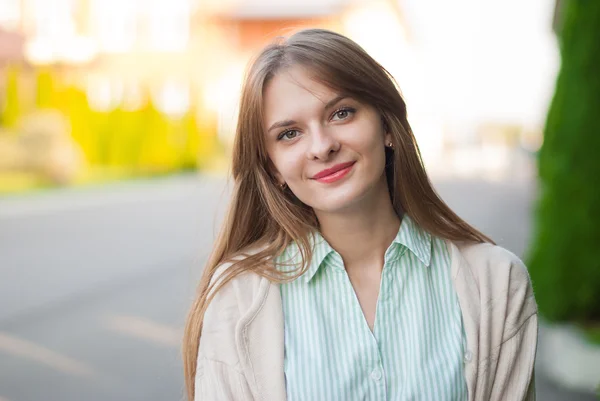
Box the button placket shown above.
[370,367,383,382]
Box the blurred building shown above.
[0,0,407,137]
[0,0,559,184]
[1,0,202,116]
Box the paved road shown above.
[0,173,596,401]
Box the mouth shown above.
[312,161,356,184]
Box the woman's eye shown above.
[278,129,299,141]
[331,107,355,121]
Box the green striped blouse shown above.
[276,215,468,400]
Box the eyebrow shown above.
[267,95,349,133]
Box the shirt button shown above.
[464,350,473,363]
[370,367,383,381]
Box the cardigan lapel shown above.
[447,240,481,401]
[238,277,287,400]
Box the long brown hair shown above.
[182,28,493,400]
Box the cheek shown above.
[271,147,305,181]
[351,131,387,181]
[346,125,385,162]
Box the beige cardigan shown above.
[195,241,538,401]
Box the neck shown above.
[314,179,402,271]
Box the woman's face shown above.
[263,66,392,214]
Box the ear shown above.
[381,115,391,143]
[384,132,393,146]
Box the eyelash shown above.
[276,106,357,141]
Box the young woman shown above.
[183,29,538,401]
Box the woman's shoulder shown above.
[209,245,271,295]
[451,241,537,342]
[206,244,278,313]
[451,240,537,321]
[453,241,530,283]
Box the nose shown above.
[306,126,340,161]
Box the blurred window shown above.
[0,0,20,30]
[90,0,137,53]
[146,0,190,52]
[24,0,88,64]
[29,0,76,39]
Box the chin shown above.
[304,185,370,214]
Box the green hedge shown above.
[527,1,600,322]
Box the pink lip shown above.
[312,161,355,183]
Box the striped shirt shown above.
[276,215,468,401]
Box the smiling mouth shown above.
[312,161,356,184]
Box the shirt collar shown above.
[303,214,433,283]
[299,231,334,282]
[390,214,432,267]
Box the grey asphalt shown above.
[0,173,596,401]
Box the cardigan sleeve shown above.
[195,358,253,401]
[482,245,538,401]
[489,245,538,401]
[489,300,538,401]
[194,261,252,400]
[457,242,539,401]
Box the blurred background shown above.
[0,0,598,400]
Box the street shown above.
[0,173,596,401]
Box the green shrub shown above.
[527,1,600,322]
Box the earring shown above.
[279,182,287,190]
[387,142,394,148]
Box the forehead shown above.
[263,66,339,124]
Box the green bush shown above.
[527,1,600,322]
